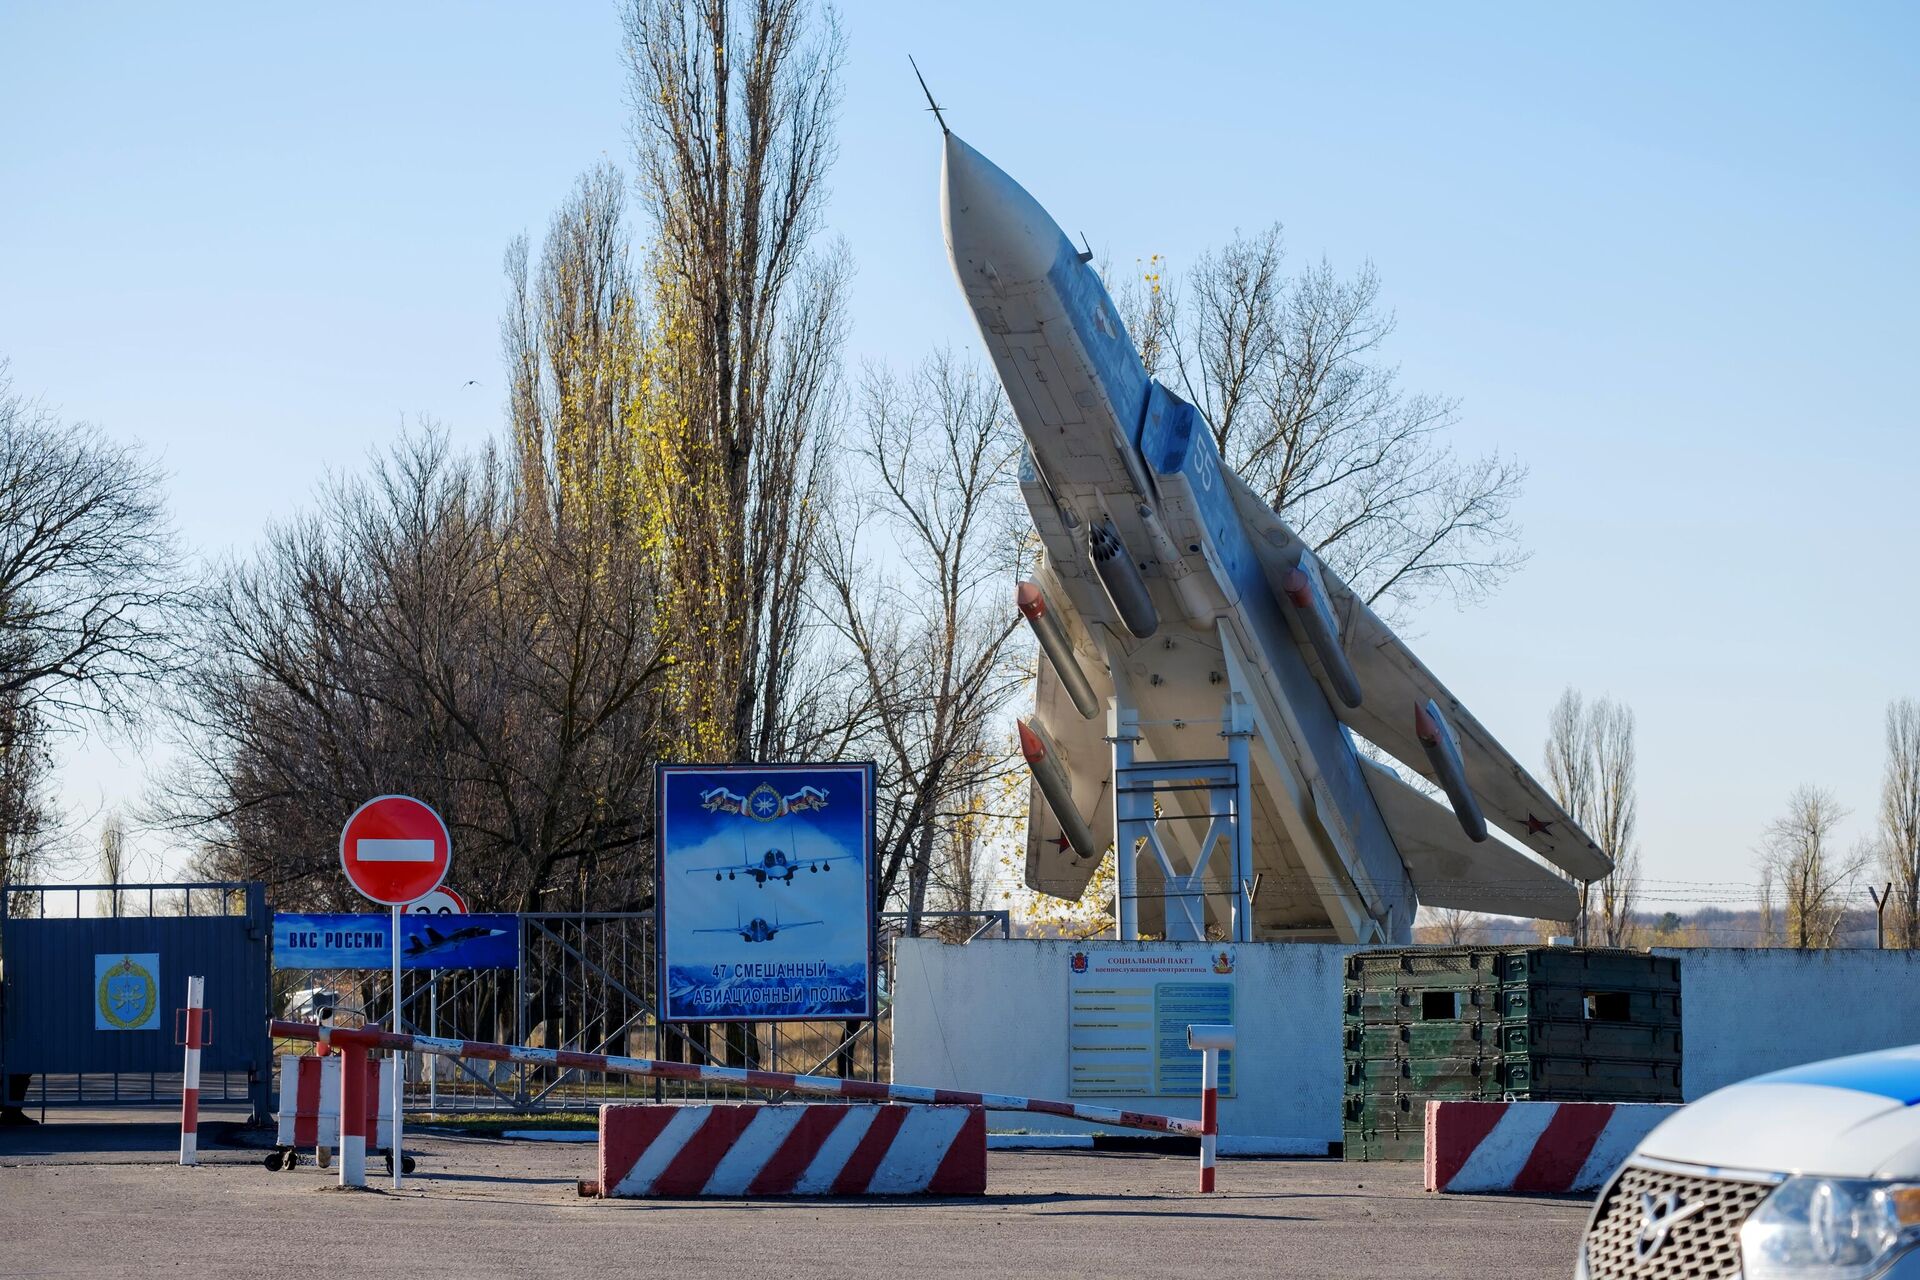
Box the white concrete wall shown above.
[891,938,1357,1153]
[1653,948,1920,1099]
[894,940,1920,1145]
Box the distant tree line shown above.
[1423,689,1915,951]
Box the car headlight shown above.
[1741,1177,1920,1279]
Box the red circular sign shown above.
[407,887,469,915]
[338,795,451,906]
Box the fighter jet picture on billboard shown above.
[655,763,877,1024]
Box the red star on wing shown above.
[1049,834,1072,854]
[1524,814,1553,837]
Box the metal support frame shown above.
[1104,655,1258,944]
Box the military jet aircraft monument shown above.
[933,111,1608,946]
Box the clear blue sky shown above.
[2,3,1914,907]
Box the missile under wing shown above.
[938,126,1604,943]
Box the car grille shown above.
[1583,1161,1779,1279]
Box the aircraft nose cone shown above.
[942,133,1068,288]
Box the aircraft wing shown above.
[1359,758,1579,918]
[783,920,823,929]
[685,859,748,876]
[1224,472,1611,883]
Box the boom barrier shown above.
[268,1019,1204,1137]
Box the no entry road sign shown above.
[339,795,451,907]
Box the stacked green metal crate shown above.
[1341,946,1682,1161]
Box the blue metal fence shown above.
[0,882,272,1122]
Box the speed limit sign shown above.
[408,887,469,915]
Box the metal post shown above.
[428,974,439,1115]
[1199,1047,1218,1192]
[1869,883,1892,949]
[1225,697,1256,943]
[1108,699,1141,941]
[515,916,529,1109]
[179,976,205,1166]
[338,1039,367,1188]
[389,903,403,1189]
[1186,1023,1234,1193]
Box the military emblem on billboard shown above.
[94,953,161,1031]
[658,763,876,1023]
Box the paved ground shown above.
[0,1109,1588,1279]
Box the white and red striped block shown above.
[598,1104,986,1198]
[276,1054,394,1152]
[1424,1100,1681,1194]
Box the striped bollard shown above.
[337,1039,369,1188]
[178,976,206,1166]
[1186,1024,1235,1193]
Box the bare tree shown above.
[96,810,128,917]
[817,353,1029,930]
[0,363,192,730]
[1544,688,1595,942]
[1756,866,1780,946]
[158,430,673,915]
[1542,688,1640,946]
[1587,698,1640,947]
[1758,785,1865,949]
[503,164,645,538]
[622,0,848,761]
[1879,697,1920,947]
[1116,230,1526,618]
[0,688,53,909]
[1419,906,1487,944]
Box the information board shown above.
[273,913,517,970]
[655,762,876,1023]
[1067,947,1235,1098]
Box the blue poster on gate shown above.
[273,913,517,970]
[655,763,876,1023]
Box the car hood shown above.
[1638,1046,1920,1179]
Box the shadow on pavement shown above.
[0,1117,251,1160]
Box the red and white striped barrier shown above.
[271,1019,1234,1192]
[178,976,205,1166]
[275,1054,393,1152]
[597,1104,985,1197]
[1424,1100,1681,1194]
[269,1020,1205,1136]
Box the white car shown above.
[1579,1045,1920,1279]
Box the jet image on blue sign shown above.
[695,908,822,944]
[404,920,510,960]
[686,828,857,886]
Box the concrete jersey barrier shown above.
[1424,1100,1681,1194]
[597,1103,986,1197]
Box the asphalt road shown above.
[0,1111,1587,1279]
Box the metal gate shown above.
[1,882,273,1122]
[266,909,1007,1114]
